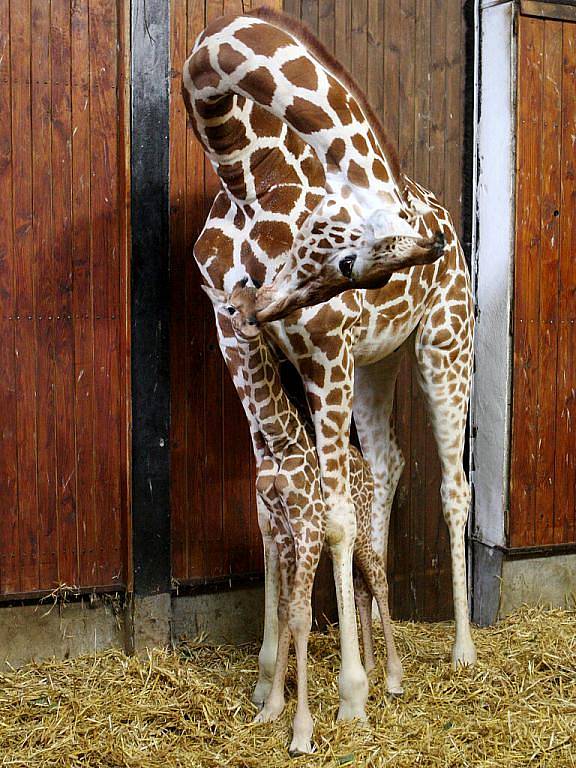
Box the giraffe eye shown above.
[226,305,236,315]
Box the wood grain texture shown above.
[0,0,129,597]
[169,0,282,584]
[510,14,576,548]
[0,0,19,595]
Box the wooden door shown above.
[169,0,470,624]
[0,1,130,598]
[509,12,576,548]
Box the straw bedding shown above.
[0,605,575,767]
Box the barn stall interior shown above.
[0,0,574,670]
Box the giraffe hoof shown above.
[289,740,315,757]
[451,641,477,669]
[253,698,285,723]
[251,679,272,708]
[336,702,368,722]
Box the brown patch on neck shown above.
[217,42,247,75]
[238,67,277,106]
[347,159,369,188]
[284,97,334,133]
[247,6,405,195]
[281,56,319,89]
[234,21,291,57]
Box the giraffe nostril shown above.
[434,231,445,250]
[339,255,356,279]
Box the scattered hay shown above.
[0,606,575,767]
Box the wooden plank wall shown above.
[0,0,130,597]
[510,14,576,548]
[170,0,278,584]
[170,0,469,622]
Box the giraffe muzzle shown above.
[339,255,356,280]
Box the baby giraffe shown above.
[203,280,403,755]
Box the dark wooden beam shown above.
[130,0,171,596]
[520,1,576,22]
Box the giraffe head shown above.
[255,199,444,322]
[202,279,261,341]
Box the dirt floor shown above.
[0,606,575,767]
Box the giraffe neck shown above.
[183,11,408,213]
[239,333,306,458]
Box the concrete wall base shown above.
[130,592,172,654]
[172,586,264,645]
[0,597,125,668]
[0,586,265,668]
[499,554,576,617]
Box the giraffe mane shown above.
[247,6,404,195]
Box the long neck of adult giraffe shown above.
[237,332,306,458]
[183,11,407,209]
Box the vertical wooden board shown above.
[302,0,318,34]
[283,0,301,17]
[398,0,416,176]
[366,0,383,119]
[185,0,208,580]
[89,0,123,583]
[554,323,576,543]
[554,21,576,544]
[382,0,400,152]
[334,0,351,71]
[0,0,20,595]
[318,0,334,53]
[202,0,225,580]
[51,0,79,586]
[11,0,38,593]
[31,0,59,588]
[428,0,446,200]
[116,0,131,591]
[444,0,463,230]
[70,0,98,585]
[350,0,367,93]
[510,16,543,547]
[170,0,190,581]
[534,19,562,545]
[413,0,430,184]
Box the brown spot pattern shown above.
[284,97,334,133]
[234,23,291,57]
[187,46,220,90]
[281,57,318,89]
[347,159,369,188]
[217,43,247,74]
[250,220,293,258]
[238,66,277,107]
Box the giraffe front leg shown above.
[302,342,368,721]
[252,493,280,706]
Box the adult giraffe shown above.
[182,7,476,720]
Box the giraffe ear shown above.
[365,209,420,242]
[201,284,226,306]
